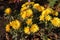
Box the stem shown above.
[6,33,9,40]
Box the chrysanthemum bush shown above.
[4,2,60,40]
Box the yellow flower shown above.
[10,20,21,30]
[51,17,60,27]
[21,11,27,19]
[26,9,33,17]
[21,7,28,11]
[33,3,40,8]
[4,8,12,14]
[39,6,45,11]
[20,9,33,20]
[45,15,52,21]
[24,26,30,34]
[42,8,52,16]
[30,24,39,33]
[22,4,26,7]
[33,4,45,12]
[22,2,34,7]
[39,15,44,21]
[53,11,58,16]
[5,24,10,32]
[26,18,32,25]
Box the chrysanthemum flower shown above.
[4,8,12,15]
[10,20,21,30]
[53,11,58,16]
[33,3,45,12]
[22,2,34,7]
[21,7,28,11]
[42,8,52,16]
[26,18,32,25]
[20,9,33,20]
[26,9,33,17]
[5,24,10,32]
[30,24,39,33]
[39,15,44,21]
[24,26,30,34]
[21,11,27,19]
[45,15,52,21]
[51,17,60,27]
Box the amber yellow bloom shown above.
[39,15,44,21]
[51,17,60,27]
[26,9,33,17]
[42,8,52,16]
[4,8,12,14]
[21,7,28,11]
[33,3,40,8]
[45,15,52,21]
[24,26,30,34]
[22,2,34,7]
[53,11,58,16]
[20,9,33,20]
[33,3,45,12]
[5,24,10,32]
[21,11,27,19]
[30,24,39,33]
[22,4,26,7]
[10,20,21,30]
[39,6,45,11]
[26,18,32,25]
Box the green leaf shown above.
[48,0,58,7]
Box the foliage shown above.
[4,1,60,40]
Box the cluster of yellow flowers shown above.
[6,20,21,32]
[5,2,60,35]
[39,8,58,21]
[24,24,39,34]
[20,2,34,20]
[20,2,45,20]
[38,7,60,27]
